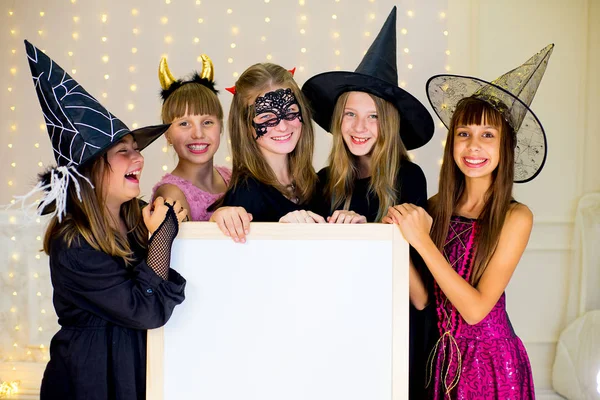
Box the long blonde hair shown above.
[225,63,316,203]
[43,154,148,264]
[429,97,516,286]
[326,92,408,221]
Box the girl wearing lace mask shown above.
[211,63,322,224]
[386,44,554,399]
[19,41,187,400]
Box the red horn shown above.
[225,86,236,95]
[288,67,296,77]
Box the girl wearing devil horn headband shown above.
[154,56,251,242]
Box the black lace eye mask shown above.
[251,88,303,139]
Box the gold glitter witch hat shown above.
[427,44,554,182]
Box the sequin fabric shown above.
[430,216,535,399]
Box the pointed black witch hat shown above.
[18,40,170,220]
[301,6,434,150]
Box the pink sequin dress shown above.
[151,166,231,222]
[430,215,535,399]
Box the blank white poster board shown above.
[147,223,408,400]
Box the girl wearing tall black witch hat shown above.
[18,41,187,400]
[302,7,435,398]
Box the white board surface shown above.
[148,223,408,400]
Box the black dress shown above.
[313,160,428,222]
[314,160,437,399]
[40,230,186,400]
[220,175,306,222]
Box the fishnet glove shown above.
[147,204,179,280]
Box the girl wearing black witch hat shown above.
[19,41,187,400]
[302,7,436,399]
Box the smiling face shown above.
[103,134,144,207]
[453,119,501,182]
[340,91,379,157]
[166,111,222,166]
[251,87,303,157]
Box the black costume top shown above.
[40,209,186,400]
[313,160,428,222]
[220,175,308,222]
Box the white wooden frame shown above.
[147,223,408,400]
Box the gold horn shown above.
[158,57,177,90]
[199,54,214,82]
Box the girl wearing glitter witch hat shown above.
[386,44,554,399]
[302,8,436,398]
[210,63,323,223]
[153,57,252,242]
[19,41,187,400]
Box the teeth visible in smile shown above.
[465,158,486,164]
[272,133,291,141]
[188,144,208,151]
[352,136,369,143]
[125,170,140,178]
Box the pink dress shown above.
[151,166,232,221]
[430,215,535,399]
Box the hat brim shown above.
[426,74,547,183]
[302,71,434,151]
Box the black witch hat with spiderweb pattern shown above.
[17,40,170,220]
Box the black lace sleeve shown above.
[147,204,179,280]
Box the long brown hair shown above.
[429,97,516,286]
[326,92,409,221]
[43,154,148,264]
[224,63,317,204]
